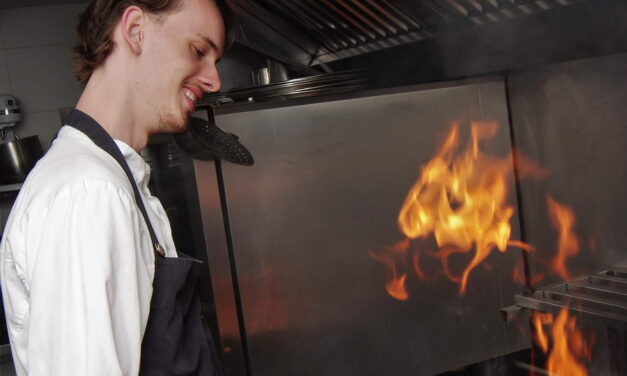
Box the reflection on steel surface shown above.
[371,120,538,297]
[198,79,530,376]
[546,196,581,281]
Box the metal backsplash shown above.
[507,53,627,287]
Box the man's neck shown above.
[75,68,150,152]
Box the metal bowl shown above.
[0,135,43,184]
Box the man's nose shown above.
[199,64,221,93]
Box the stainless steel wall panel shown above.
[202,78,531,375]
[507,52,627,284]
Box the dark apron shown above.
[66,109,223,376]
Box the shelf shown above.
[0,184,22,193]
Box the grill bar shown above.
[269,0,344,51]
[514,268,627,323]
[365,0,409,31]
[306,0,367,44]
[321,0,378,41]
[337,0,388,38]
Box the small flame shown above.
[411,250,428,280]
[396,121,527,294]
[547,196,580,280]
[532,311,551,353]
[369,239,410,300]
[532,308,593,376]
[387,274,409,301]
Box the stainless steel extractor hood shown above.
[228,0,596,68]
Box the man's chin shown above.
[173,117,190,133]
[158,115,189,134]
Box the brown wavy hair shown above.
[74,0,233,85]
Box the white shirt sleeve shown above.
[25,179,153,376]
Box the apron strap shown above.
[65,109,166,257]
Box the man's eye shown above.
[192,46,206,59]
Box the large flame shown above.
[396,121,526,294]
[532,308,593,376]
[369,121,553,299]
[547,196,580,280]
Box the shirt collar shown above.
[114,139,152,190]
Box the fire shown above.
[369,239,410,300]
[369,121,556,299]
[532,308,593,376]
[396,121,528,295]
[547,196,580,280]
[411,250,427,280]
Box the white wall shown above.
[0,3,86,151]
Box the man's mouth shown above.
[182,87,199,113]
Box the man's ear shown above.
[120,6,145,54]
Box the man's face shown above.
[138,0,225,133]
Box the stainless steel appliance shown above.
[183,45,627,374]
[193,78,532,375]
[0,136,43,185]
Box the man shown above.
[0,0,227,374]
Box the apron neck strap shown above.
[65,109,166,257]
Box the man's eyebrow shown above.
[202,36,220,54]
[200,36,223,63]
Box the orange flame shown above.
[369,239,410,300]
[547,196,580,280]
[386,274,409,301]
[411,250,429,280]
[397,121,527,294]
[370,121,549,299]
[532,308,593,376]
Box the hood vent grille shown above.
[254,0,428,64]
[232,0,592,65]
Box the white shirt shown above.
[0,126,178,376]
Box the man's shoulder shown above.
[23,126,132,200]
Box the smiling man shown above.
[0,0,227,375]
[76,0,224,147]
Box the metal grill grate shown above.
[515,268,627,323]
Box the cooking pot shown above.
[0,135,43,184]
